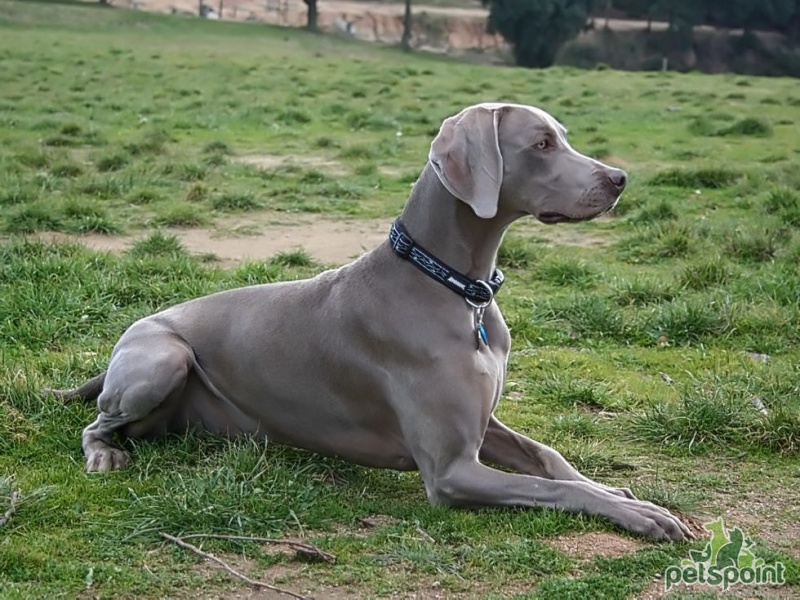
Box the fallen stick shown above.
[178,533,335,563]
[160,533,310,600]
[0,491,20,528]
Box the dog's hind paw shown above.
[86,447,130,472]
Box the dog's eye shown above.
[535,139,549,150]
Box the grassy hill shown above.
[1,1,799,597]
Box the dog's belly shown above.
[159,368,417,471]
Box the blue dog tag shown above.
[478,323,489,346]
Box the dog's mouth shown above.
[536,197,621,225]
[535,212,593,225]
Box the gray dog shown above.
[60,103,692,541]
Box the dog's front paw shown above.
[86,447,130,472]
[619,499,695,542]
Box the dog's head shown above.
[428,103,626,223]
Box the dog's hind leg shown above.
[82,323,193,472]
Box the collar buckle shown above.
[464,280,493,309]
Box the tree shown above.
[402,0,413,49]
[741,0,794,34]
[786,0,800,42]
[602,0,612,29]
[482,0,594,68]
[303,0,318,31]
[704,0,759,30]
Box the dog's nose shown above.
[607,168,627,192]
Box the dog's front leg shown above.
[422,457,692,542]
[479,416,638,499]
[397,374,691,541]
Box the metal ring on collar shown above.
[464,280,494,309]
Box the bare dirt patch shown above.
[236,154,350,177]
[603,155,635,169]
[637,576,795,599]
[356,514,404,529]
[549,531,647,561]
[33,214,392,266]
[513,217,618,249]
[236,153,410,179]
[183,541,354,600]
[722,495,800,561]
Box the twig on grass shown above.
[0,491,21,528]
[178,533,335,563]
[160,533,310,600]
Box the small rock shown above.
[750,396,768,415]
[659,372,674,385]
[747,352,770,363]
[357,514,401,528]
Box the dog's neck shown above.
[398,163,514,281]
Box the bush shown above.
[679,259,731,290]
[498,237,537,269]
[717,117,772,137]
[647,297,730,344]
[649,167,741,189]
[211,191,261,211]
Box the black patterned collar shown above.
[389,219,504,306]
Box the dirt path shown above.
[134,0,490,21]
[35,214,392,266]
[119,0,663,51]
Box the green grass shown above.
[1,1,800,598]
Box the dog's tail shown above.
[44,371,106,403]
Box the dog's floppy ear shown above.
[429,106,503,219]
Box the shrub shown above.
[96,152,130,172]
[211,191,261,211]
[543,294,627,340]
[536,258,596,289]
[156,205,208,227]
[202,140,232,155]
[498,237,536,269]
[0,186,38,206]
[631,200,678,224]
[613,277,675,306]
[647,297,730,344]
[649,168,741,189]
[687,117,717,136]
[3,203,62,233]
[269,249,314,267]
[50,162,84,177]
[629,386,751,453]
[128,188,164,205]
[124,128,171,156]
[717,117,772,137]
[679,259,732,290]
[725,229,780,263]
[129,231,187,258]
[185,183,208,203]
